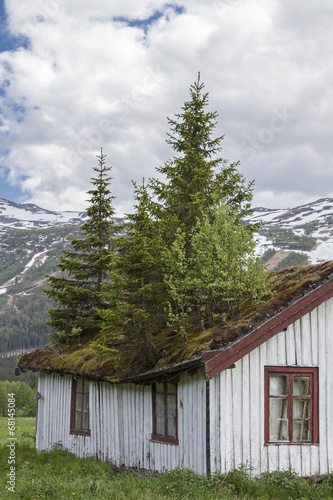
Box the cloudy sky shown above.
[0,0,332,215]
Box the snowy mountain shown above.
[246,197,333,268]
[0,198,88,231]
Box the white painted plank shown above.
[248,349,261,475]
[325,298,333,473]
[309,308,318,366]
[276,330,287,365]
[232,361,243,469]
[286,325,296,365]
[300,315,312,366]
[241,355,251,468]
[318,301,329,474]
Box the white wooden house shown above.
[18,262,333,476]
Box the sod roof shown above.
[18,261,333,383]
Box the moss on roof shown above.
[18,261,333,382]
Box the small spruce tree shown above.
[44,149,121,344]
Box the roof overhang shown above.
[203,277,333,380]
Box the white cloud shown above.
[0,0,333,213]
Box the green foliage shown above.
[191,205,272,320]
[0,446,332,500]
[163,229,191,337]
[164,205,272,332]
[44,149,122,344]
[0,381,36,417]
[274,252,309,270]
[256,469,312,498]
[0,417,36,446]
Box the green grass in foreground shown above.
[1,442,333,500]
[0,417,36,446]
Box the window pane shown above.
[293,376,310,396]
[270,398,287,418]
[167,393,176,437]
[270,418,288,441]
[293,399,309,419]
[83,393,89,412]
[156,414,164,435]
[76,393,82,411]
[155,392,164,435]
[75,410,81,428]
[293,399,310,441]
[293,420,310,441]
[270,375,287,396]
[167,414,176,437]
[269,398,288,441]
[76,378,83,392]
[82,410,89,430]
[156,392,164,414]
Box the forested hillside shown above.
[0,225,83,353]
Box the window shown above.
[264,367,318,444]
[70,378,90,436]
[152,382,178,444]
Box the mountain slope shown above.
[246,198,333,268]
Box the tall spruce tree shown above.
[151,75,268,333]
[44,149,121,344]
[150,73,254,241]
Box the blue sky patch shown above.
[0,0,29,53]
[114,4,185,35]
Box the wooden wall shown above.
[209,297,333,476]
[36,367,207,474]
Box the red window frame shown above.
[70,378,90,436]
[264,366,318,445]
[152,382,179,445]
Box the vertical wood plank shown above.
[325,299,333,472]
[241,355,251,468]
[249,349,261,474]
[318,301,329,474]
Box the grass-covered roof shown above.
[18,261,333,383]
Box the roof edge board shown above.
[205,278,333,380]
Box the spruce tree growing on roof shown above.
[43,149,121,344]
[149,74,264,333]
[150,73,254,245]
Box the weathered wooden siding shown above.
[36,368,207,473]
[210,297,333,476]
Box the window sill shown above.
[151,435,179,445]
[70,429,91,436]
[264,442,318,446]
